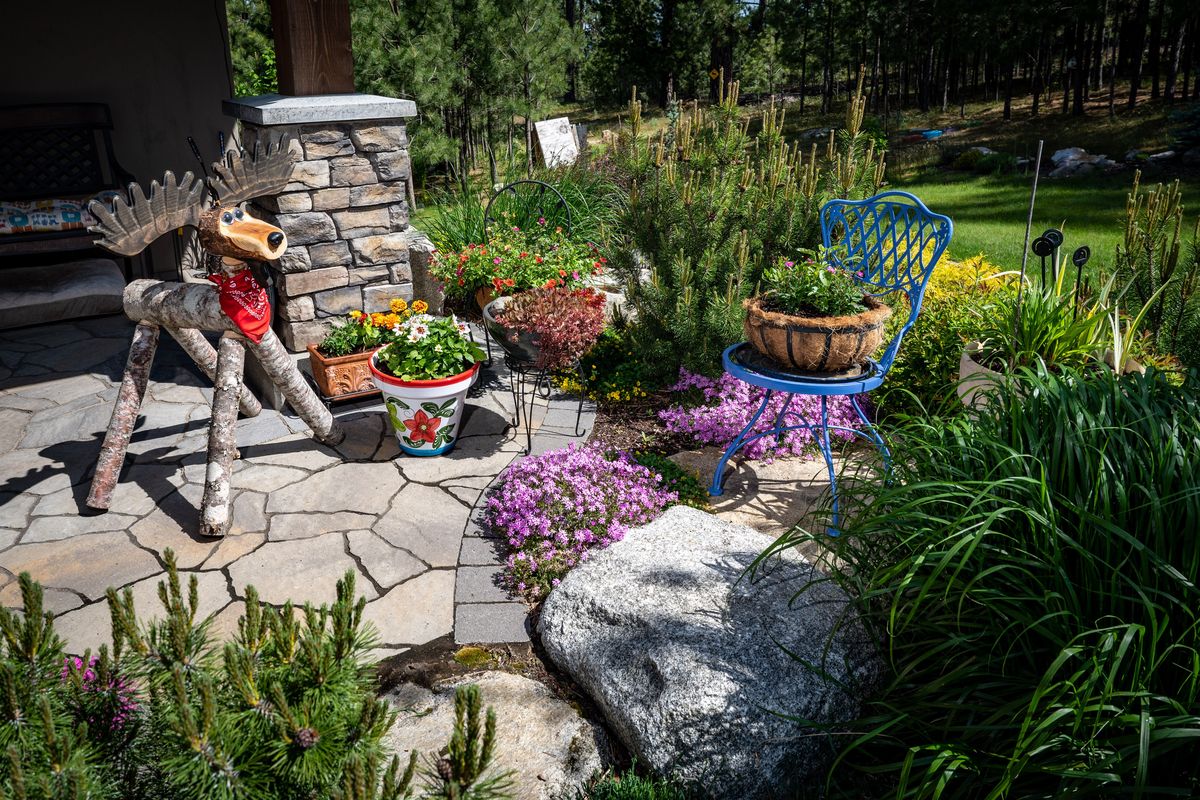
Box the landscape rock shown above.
[1051,146,1087,165]
[382,671,610,799]
[1183,147,1200,166]
[538,506,879,799]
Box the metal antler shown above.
[88,171,207,256]
[208,134,294,206]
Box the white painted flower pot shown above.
[369,353,479,457]
[957,341,1002,409]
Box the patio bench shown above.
[0,103,135,329]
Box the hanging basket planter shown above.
[369,354,479,457]
[743,295,892,373]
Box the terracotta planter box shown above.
[743,295,891,372]
[306,345,381,400]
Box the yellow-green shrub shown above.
[877,254,1014,417]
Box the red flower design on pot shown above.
[403,410,442,444]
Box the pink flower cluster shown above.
[486,443,677,599]
[658,369,862,460]
[61,656,139,730]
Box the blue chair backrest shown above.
[820,190,952,372]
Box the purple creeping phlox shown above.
[486,443,677,599]
[61,656,139,730]
[658,369,862,461]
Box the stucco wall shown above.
[0,0,235,276]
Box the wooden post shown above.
[166,327,263,418]
[200,334,246,538]
[87,323,159,511]
[246,329,344,445]
[269,0,355,95]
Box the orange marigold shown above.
[390,298,408,313]
[411,299,429,314]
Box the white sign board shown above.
[534,117,580,168]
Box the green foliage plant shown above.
[421,684,514,800]
[629,452,709,510]
[376,314,487,381]
[612,73,885,375]
[557,319,662,403]
[1,552,412,800]
[0,575,111,799]
[1115,171,1200,366]
[759,246,866,317]
[584,766,690,800]
[431,221,605,300]
[317,299,415,358]
[777,366,1200,797]
[878,254,1015,416]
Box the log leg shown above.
[246,329,344,446]
[167,326,262,418]
[87,323,159,511]
[200,333,246,538]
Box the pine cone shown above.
[436,757,453,781]
[295,727,320,749]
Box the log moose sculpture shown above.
[85,136,344,537]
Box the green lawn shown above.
[893,170,1200,277]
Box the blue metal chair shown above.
[709,190,953,531]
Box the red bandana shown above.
[209,269,271,343]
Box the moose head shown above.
[88,135,294,267]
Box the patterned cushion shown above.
[0,191,120,235]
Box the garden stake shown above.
[1044,228,1064,284]
[1033,235,1053,286]
[1014,139,1044,361]
[1072,246,1091,319]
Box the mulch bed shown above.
[587,389,691,456]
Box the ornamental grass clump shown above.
[658,369,860,460]
[486,444,677,599]
[781,366,1200,797]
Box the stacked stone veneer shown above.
[227,95,428,351]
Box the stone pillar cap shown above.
[224,94,417,126]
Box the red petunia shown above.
[403,410,441,444]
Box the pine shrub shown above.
[610,74,885,376]
[0,553,514,800]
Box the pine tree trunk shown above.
[1003,61,1014,120]
[87,322,159,511]
[1129,0,1150,107]
[1032,39,1044,115]
[1150,0,1164,98]
[1074,20,1088,114]
[1166,20,1185,102]
[200,333,245,538]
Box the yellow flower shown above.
[411,299,429,314]
[390,298,408,313]
[348,310,363,319]
[383,313,400,327]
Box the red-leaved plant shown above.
[495,286,606,370]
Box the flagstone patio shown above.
[0,315,593,659]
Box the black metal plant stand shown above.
[504,354,587,454]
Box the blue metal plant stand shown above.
[709,191,953,534]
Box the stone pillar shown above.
[224,94,427,351]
